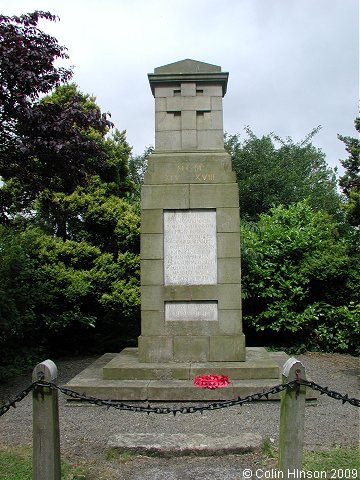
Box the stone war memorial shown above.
[67,59,287,401]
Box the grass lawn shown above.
[304,444,360,477]
[0,443,358,480]
[0,444,86,480]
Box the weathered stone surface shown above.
[218,310,242,335]
[149,59,228,97]
[189,183,239,208]
[140,234,163,259]
[65,354,149,401]
[138,336,173,363]
[101,347,280,381]
[141,209,163,233]
[211,95,223,110]
[164,209,217,285]
[216,208,240,232]
[139,60,244,365]
[107,432,262,457]
[164,284,217,301]
[182,129,197,149]
[103,353,190,380]
[181,82,196,96]
[217,233,241,258]
[155,111,181,131]
[144,153,236,185]
[161,284,242,310]
[141,286,164,310]
[173,336,209,362]
[149,61,228,151]
[197,110,223,130]
[165,319,220,336]
[217,284,242,310]
[165,301,218,321]
[154,59,221,74]
[141,259,163,285]
[155,130,181,150]
[209,335,246,362]
[218,258,241,283]
[141,184,189,209]
[140,311,164,335]
[197,130,224,150]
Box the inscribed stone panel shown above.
[164,209,217,285]
[165,301,218,321]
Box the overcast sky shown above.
[1,0,359,172]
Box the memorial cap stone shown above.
[148,59,228,95]
[149,59,229,151]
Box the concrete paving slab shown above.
[107,432,262,457]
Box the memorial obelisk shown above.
[139,59,245,363]
[66,60,283,401]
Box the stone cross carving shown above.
[149,59,227,151]
[165,83,211,149]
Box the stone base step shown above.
[107,432,262,457]
[103,347,280,380]
[64,350,317,401]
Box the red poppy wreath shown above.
[193,374,230,389]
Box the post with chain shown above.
[278,357,306,478]
[32,360,61,480]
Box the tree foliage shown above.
[0,83,122,234]
[127,145,153,209]
[0,11,72,154]
[338,117,360,226]
[241,201,359,354]
[0,13,140,377]
[225,128,341,219]
[0,224,140,378]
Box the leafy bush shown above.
[241,201,359,354]
[0,224,140,379]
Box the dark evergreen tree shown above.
[338,117,360,226]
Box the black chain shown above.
[40,379,296,415]
[0,380,39,417]
[0,372,45,417]
[297,379,360,407]
[1,377,359,418]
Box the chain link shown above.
[0,381,39,417]
[297,379,360,407]
[1,377,359,417]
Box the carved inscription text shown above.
[165,301,218,321]
[163,163,215,182]
[164,209,217,285]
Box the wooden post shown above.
[32,360,61,480]
[278,357,306,478]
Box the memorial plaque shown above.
[164,209,217,285]
[165,301,218,321]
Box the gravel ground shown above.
[0,352,359,479]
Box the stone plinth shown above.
[139,151,245,363]
[65,348,279,401]
[103,347,279,380]
[64,348,318,401]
